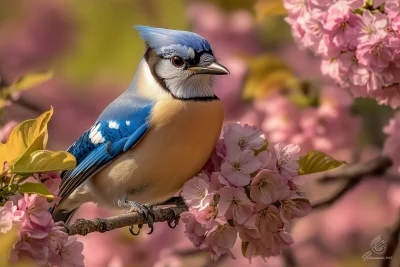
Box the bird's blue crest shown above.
[134,25,212,59]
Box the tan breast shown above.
[90,99,224,206]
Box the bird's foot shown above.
[123,201,155,235]
[167,208,180,229]
[158,197,184,229]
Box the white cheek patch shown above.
[89,123,105,144]
[126,121,131,126]
[108,121,119,129]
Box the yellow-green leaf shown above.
[254,0,288,21]
[298,150,347,175]
[18,182,54,201]
[0,107,53,170]
[9,71,53,92]
[242,54,298,100]
[10,150,76,174]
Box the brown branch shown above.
[61,205,188,236]
[312,155,393,210]
[381,211,400,267]
[282,248,297,267]
[316,155,392,184]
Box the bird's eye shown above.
[171,56,185,68]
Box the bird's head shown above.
[135,26,229,100]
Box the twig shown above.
[317,155,392,184]
[61,205,188,236]
[282,248,297,267]
[312,155,393,210]
[381,211,400,267]
[312,178,362,210]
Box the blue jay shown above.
[52,26,229,232]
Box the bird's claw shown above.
[167,209,179,229]
[129,224,142,235]
[125,201,156,235]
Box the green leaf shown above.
[9,71,53,92]
[18,182,54,201]
[298,150,347,175]
[0,107,53,170]
[10,150,76,174]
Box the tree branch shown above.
[312,155,393,210]
[381,211,400,267]
[61,205,188,236]
[316,155,392,184]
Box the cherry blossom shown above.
[218,186,254,224]
[221,146,260,186]
[181,123,311,262]
[250,170,291,205]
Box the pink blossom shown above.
[58,237,85,267]
[279,197,312,223]
[324,2,359,49]
[194,204,218,227]
[221,146,260,186]
[274,143,300,178]
[203,139,225,174]
[238,216,261,242]
[357,38,393,71]
[370,83,400,108]
[244,231,293,264]
[356,10,388,42]
[48,229,69,255]
[204,220,237,251]
[386,0,400,18]
[253,204,284,234]
[283,0,307,17]
[11,234,49,265]
[217,186,254,224]
[223,122,264,151]
[0,201,17,233]
[181,172,213,211]
[180,212,206,247]
[18,193,52,214]
[34,172,62,196]
[250,170,291,204]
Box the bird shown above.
[51,25,229,232]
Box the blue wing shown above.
[58,95,154,202]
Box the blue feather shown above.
[134,25,212,58]
[59,95,154,202]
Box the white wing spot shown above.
[108,121,119,129]
[126,121,131,126]
[91,131,105,144]
[89,123,101,139]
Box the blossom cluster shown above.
[284,0,400,108]
[0,171,84,266]
[383,111,400,174]
[180,123,311,263]
[255,86,360,154]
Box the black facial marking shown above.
[143,47,219,102]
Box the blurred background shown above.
[1,0,399,266]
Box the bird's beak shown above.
[189,62,230,75]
